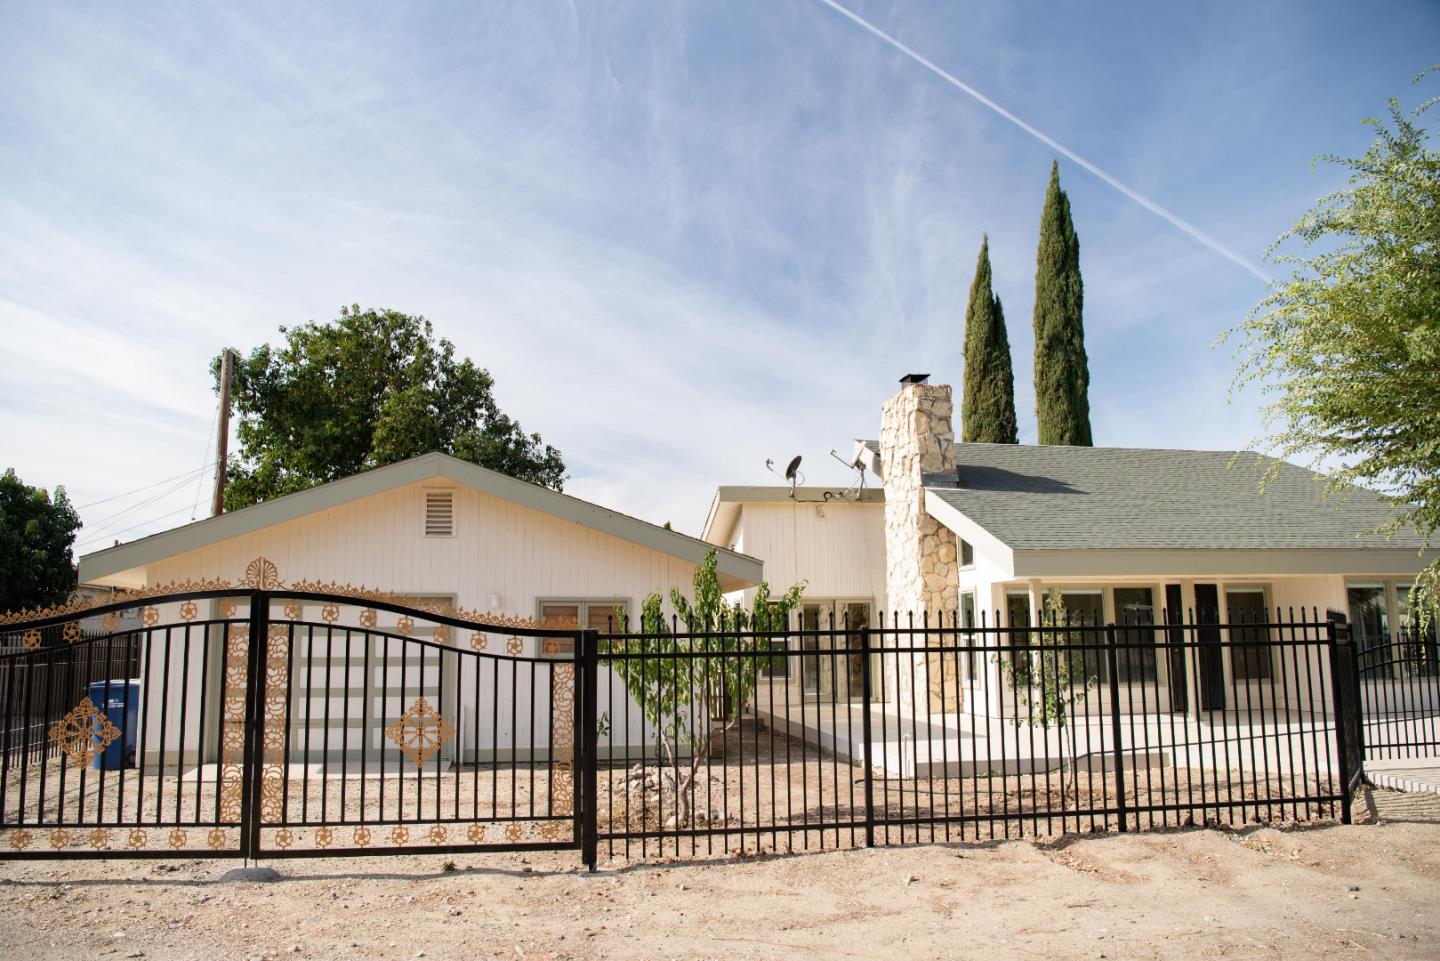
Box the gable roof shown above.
[916,442,1426,553]
[79,452,763,590]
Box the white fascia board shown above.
[1010,547,1440,579]
[922,490,1015,576]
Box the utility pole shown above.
[211,348,233,517]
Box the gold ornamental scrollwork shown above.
[384,697,455,769]
[0,575,234,627]
[241,556,283,590]
[0,556,545,636]
[49,697,121,768]
[218,626,249,822]
[550,663,576,816]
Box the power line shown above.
[80,469,211,540]
[809,0,1272,284]
[75,464,211,510]
[75,503,199,550]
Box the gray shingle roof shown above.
[906,442,1423,552]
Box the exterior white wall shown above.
[143,480,697,628]
[127,479,701,764]
[726,501,886,608]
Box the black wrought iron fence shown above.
[0,592,1409,869]
[0,631,141,768]
[1356,623,1440,760]
[591,608,1354,861]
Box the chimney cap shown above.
[899,373,930,385]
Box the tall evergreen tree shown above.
[1032,161,1093,446]
[961,236,1018,444]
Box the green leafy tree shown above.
[1225,72,1440,622]
[606,550,805,826]
[961,235,1019,444]
[216,305,566,510]
[0,469,81,614]
[993,593,1097,805]
[1033,161,1093,446]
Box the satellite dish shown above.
[784,456,802,483]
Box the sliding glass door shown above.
[798,600,873,702]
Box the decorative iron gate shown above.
[1353,615,1440,763]
[0,563,592,866]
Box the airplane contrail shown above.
[811,0,1272,284]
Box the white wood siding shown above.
[143,480,697,630]
[730,501,886,607]
[131,479,697,764]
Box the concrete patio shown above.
[758,700,1348,779]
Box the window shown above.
[536,599,629,657]
[959,538,975,568]
[1347,584,1391,671]
[1226,588,1272,680]
[960,591,977,680]
[797,599,873,700]
[1112,587,1158,683]
[755,601,791,678]
[1047,589,1107,683]
[424,490,454,537]
[1005,590,1032,672]
[1394,584,1438,676]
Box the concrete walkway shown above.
[1368,757,1440,796]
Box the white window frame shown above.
[535,598,631,658]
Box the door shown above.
[798,601,872,702]
[1193,584,1226,710]
[1165,584,1188,712]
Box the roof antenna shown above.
[766,455,804,497]
[829,449,868,499]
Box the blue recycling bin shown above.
[88,679,140,771]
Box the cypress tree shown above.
[961,236,1018,444]
[1032,161,1093,446]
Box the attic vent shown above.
[424,491,454,537]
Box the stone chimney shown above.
[879,374,960,711]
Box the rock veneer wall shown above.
[879,382,961,712]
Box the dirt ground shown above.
[0,789,1435,961]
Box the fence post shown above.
[1326,613,1357,825]
[1104,623,1127,833]
[859,625,875,848]
[580,628,600,871]
[240,590,269,861]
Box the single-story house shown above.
[702,374,1437,720]
[76,452,762,765]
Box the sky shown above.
[1,0,1436,558]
